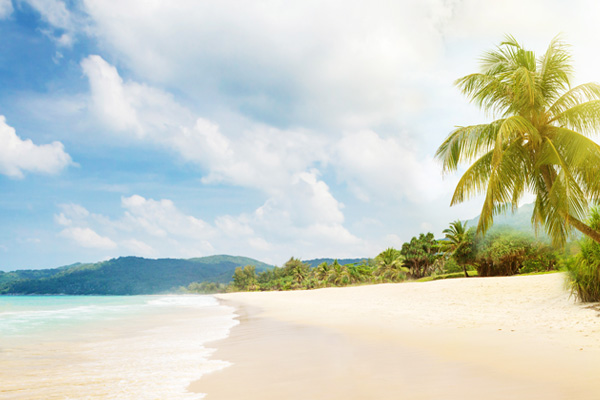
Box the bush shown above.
[473,228,558,277]
[474,230,532,276]
[567,256,600,302]
[442,258,463,274]
[567,207,600,302]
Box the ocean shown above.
[0,295,238,399]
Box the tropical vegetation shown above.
[436,36,600,247]
[436,36,600,300]
[567,207,600,301]
[440,221,475,277]
[181,224,561,294]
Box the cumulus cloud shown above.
[60,227,117,249]
[52,187,368,264]
[218,170,365,260]
[121,195,214,241]
[121,238,157,258]
[81,56,143,134]
[0,116,73,178]
[81,0,448,131]
[54,196,215,258]
[81,55,326,191]
[77,54,471,256]
[333,130,455,203]
[0,0,12,19]
[21,0,78,46]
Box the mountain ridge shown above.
[0,255,272,295]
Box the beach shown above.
[193,273,600,399]
[0,295,237,400]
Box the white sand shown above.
[218,273,600,347]
[198,273,600,399]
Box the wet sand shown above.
[192,273,600,399]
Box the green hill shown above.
[465,203,536,233]
[0,255,272,295]
[464,202,582,241]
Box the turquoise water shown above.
[0,295,157,337]
[0,295,238,400]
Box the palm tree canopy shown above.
[436,36,600,246]
[441,220,468,251]
[374,248,407,281]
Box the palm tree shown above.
[327,260,350,286]
[436,36,600,247]
[374,248,408,282]
[346,262,372,284]
[315,261,331,285]
[283,257,309,285]
[441,220,474,277]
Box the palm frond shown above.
[455,73,512,116]
[510,66,538,114]
[551,100,600,135]
[548,83,600,117]
[537,36,572,104]
[476,140,530,234]
[436,121,502,173]
[450,151,493,205]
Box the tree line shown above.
[183,223,564,293]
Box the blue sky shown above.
[2,0,600,270]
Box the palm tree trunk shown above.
[462,264,470,278]
[569,216,600,244]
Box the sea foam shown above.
[0,295,238,400]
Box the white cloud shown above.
[54,213,72,226]
[60,227,117,249]
[52,186,368,265]
[21,0,77,46]
[0,116,73,178]
[333,130,454,203]
[81,55,327,193]
[81,55,194,138]
[75,54,464,258]
[81,56,143,134]
[54,196,215,258]
[215,215,254,237]
[0,0,13,19]
[121,195,214,240]
[121,238,157,258]
[81,0,447,131]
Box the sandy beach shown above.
[193,273,600,399]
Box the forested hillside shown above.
[0,255,271,295]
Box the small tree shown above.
[282,257,311,285]
[374,248,407,282]
[232,265,258,291]
[400,233,440,278]
[474,229,532,276]
[440,221,475,277]
[327,260,350,286]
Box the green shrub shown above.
[567,207,600,302]
[442,258,463,274]
[567,256,600,302]
[473,228,558,277]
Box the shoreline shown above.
[192,274,600,399]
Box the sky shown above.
[2,0,600,270]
